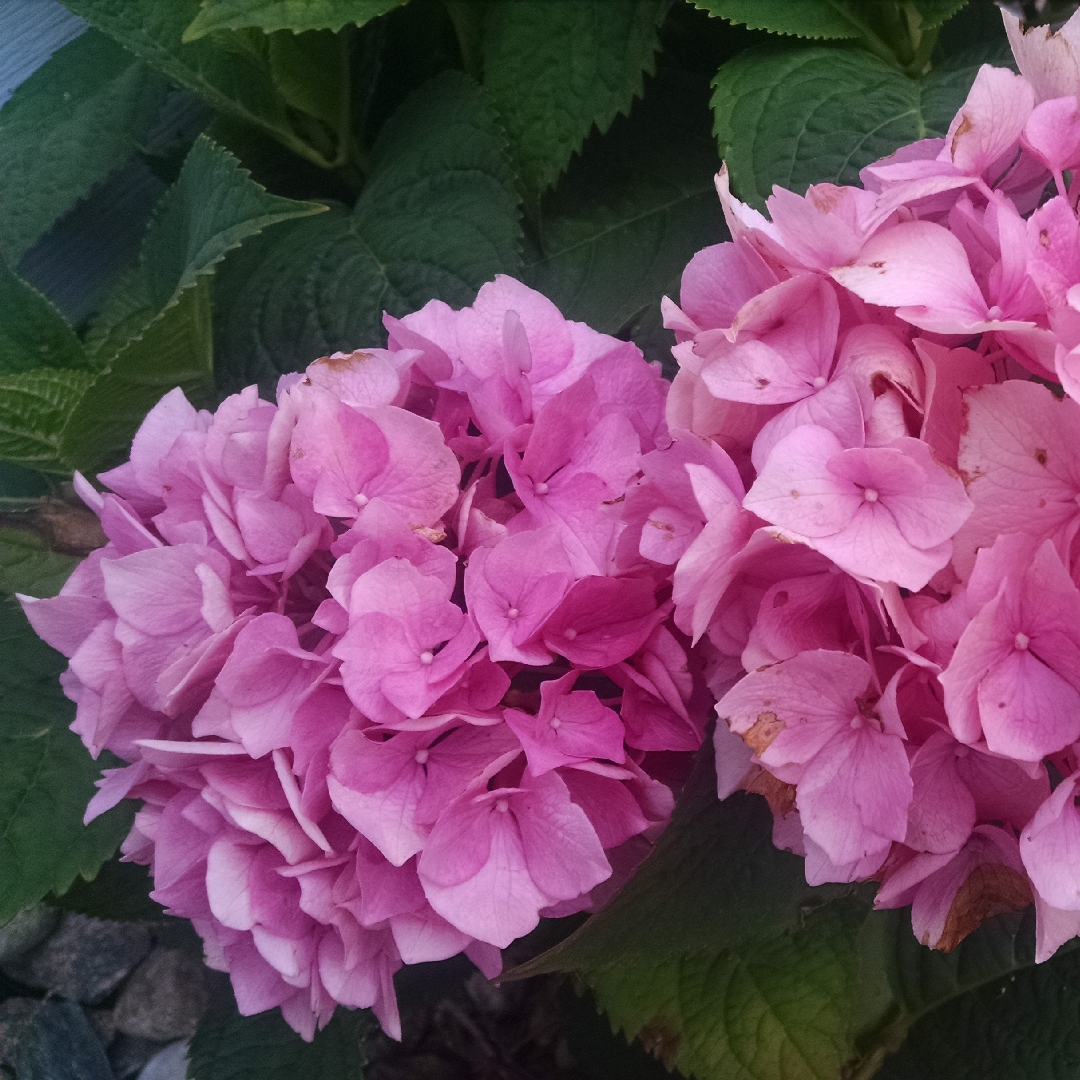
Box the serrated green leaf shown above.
[875,924,1080,1080]
[215,69,521,393]
[61,278,214,473]
[0,528,79,597]
[50,855,170,922]
[187,974,375,1080]
[693,0,864,38]
[512,748,868,1080]
[0,601,135,925]
[524,65,724,336]
[142,133,325,311]
[0,29,170,265]
[183,0,405,37]
[0,259,90,374]
[712,44,986,209]
[691,1,972,43]
[0,369,95,472]
[483,0,666,193]
[59,0,340,167]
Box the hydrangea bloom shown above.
[20,277,706,1039]
[672,7,1080,960]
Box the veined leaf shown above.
[694,1,967,41]
[0,600,134,925]
[182,0,405,37]
[59,0,341,168]
[142,133,325,311]
[214,70,521,394]
[0,259,90,374]
[712,44,990,209]
[483,0,667,193]
[0,29,170,265]
[0,369,94,473]
[0,528,79,598]
[61,278,214,473]
[525,65,724,336]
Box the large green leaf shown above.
[0,528,79,597]
[0,600,135,925]
[187,975,375,1080]
[712,44,986,209]
[0,259,90,374]
[0,29,170,266]
[524,65,724,336]
[0,369,95,473]
[694,1,967,40]
[59,0,342,168]
[214,70,521,393]
[483,0,667,193]
[65,137,320,470]
[183,0,405,37]
[513,744,1068,1080]
[876,953,1080,1079]
[142,133,326,312]
[60,279,214,473]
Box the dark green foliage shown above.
[187,976,375,1080]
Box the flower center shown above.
[495,799,509,813]
[506,607,519,620]
[419,650,434,665]
[1015,632,1030,651]
[534,481,549,495]
[813,375,828,389]
[415,749,429,764]
[863,488,879,502]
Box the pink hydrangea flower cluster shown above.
[673,8,1080,960]
[19,277,708,1039]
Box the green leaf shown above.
[483,0,667,193]
[0,369,95,472]
[712,44,985,209]
[512,748,868,1080]
[59,0,340,168]
[873,918,1080,1080]
[215,70,521,393]
[60,278,214,473]
[49,856,169,922]
[0,259,90,374]
[0,29,170,265]
[66,137,319,470]
[692,0,865,38]
[187,974,375,1080]
[141,133,325,311]
[265,30,347,133]
[694,1,967,40]
[183,0,405,36]
[524,65,724,336]
[0,600,135,925]
[0,528,79,597]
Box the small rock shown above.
[1,912,152,1004]
[112,948,208,1041]
[109,1033,169,1080]
[137,1040,188,1080]
[0,998,113,1080]
[0,905,59,963]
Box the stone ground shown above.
[0,905,672,1080]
